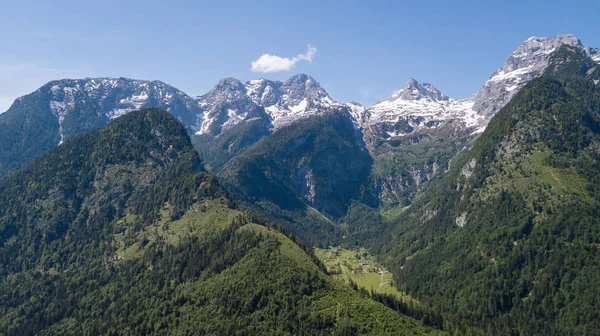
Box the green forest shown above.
[0,109,439,335]
[358,76,600,335]
[1,37,600,336]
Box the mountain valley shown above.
[1,33,600,335]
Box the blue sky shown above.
[1,0,599,111]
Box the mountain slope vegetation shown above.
[0,109,441,335]
[376,76,600,335]
[218,110,373,245]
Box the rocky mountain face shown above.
[195,74,339,136]
[361,78,482,141]
[473,34,599,118]
[193,77,268,136]
[0,78,202,176]
[42,78,202,142]
[245,74,338,128]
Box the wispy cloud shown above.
[251,44,317,73]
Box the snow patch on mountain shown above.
[239,74,340,129]
[473,34,584,118]
[34,77,202,144]
[12,34,600,145]
[388,77,449,102]
[48,85,80,144]
[361,78,483,137]
[345,102,366,127]
[193,77,260,135]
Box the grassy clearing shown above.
[240,223,320,271]
[114,198,241,260]
[314,246,418,304]
[381,206,410,221]
[480,150,594,212]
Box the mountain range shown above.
[1,33,600,335]
[3,35,596,156]
[0,34,596,213]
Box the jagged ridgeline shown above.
[0,109,442,335]
[0,79,202,178]
[377,76,600,334]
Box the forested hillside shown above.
[218,110,373,245]
[375,76,600,335]
[0,109,441,335]
[1,30,599,336]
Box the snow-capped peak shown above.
[473,34,587,117]
[244,74,334,108]
[279,74,334,106]
[361,78,482,139]
[233,74,336,129]
[194,77,260,135]
[45,77,198,119]
[38,77,201,144]
[198,77,248,108]
[192,74,342,135]
[245,78,282,107]
[264,74,338,125]
[387,77,450,103]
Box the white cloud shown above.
[251,44,317,73]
